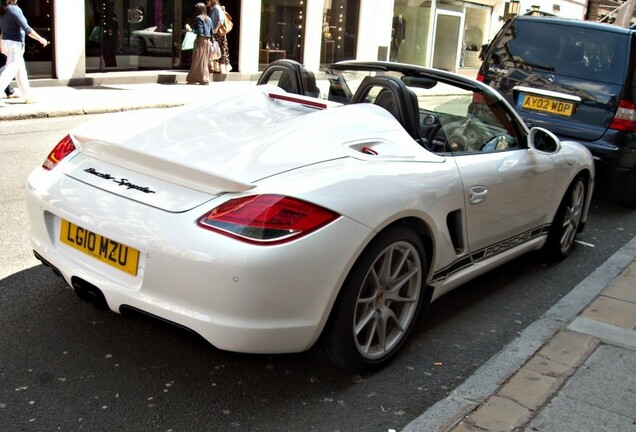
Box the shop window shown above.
[321,0,359,67]
[86,0,184,72]
[260,1,306,71]
[391,2,433,67]
[391,1,490,70]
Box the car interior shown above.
[258,60,520,155]
[346,74,520,155]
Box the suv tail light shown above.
[43,135,76,170]
[198,194,340,245]
[610,99,636,132]
[476,74,485,82]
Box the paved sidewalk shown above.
[0,78,252,122]
[403,236,636,432]
[2,72,635,432]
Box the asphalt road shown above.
[1,116,634,432]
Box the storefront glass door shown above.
[21,0,54,78]
[432,11,462,72]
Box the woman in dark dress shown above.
[186,3,212,85]
[210,0,230,74]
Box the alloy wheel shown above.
[353,241,422,360]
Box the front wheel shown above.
[314,227,429,371]
[545,176,586,260]
[136,38,147,55]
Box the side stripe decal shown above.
[431,224,551,284]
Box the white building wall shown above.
[54,0,86,80]
[304,0,326,71]
[517,0,587,18]
[238,0,261,74]
[487,1,506,45]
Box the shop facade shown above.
[28,0,586,81]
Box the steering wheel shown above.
[445,134,468,152]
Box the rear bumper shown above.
[26,167,371,354]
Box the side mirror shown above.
[528,127,561,154]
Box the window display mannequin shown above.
[391,14,406,61]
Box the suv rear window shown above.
[495,20,627,84]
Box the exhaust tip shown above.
[71,277,109,309]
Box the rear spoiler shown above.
[74,135,255,194]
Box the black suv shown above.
[478,15,636,207]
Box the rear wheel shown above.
[545,176,586,260]
[315,226,428,371]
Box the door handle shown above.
[469,186,488,204]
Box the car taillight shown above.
[610,99,636,132]
[476,74,485,82]
[198,194,340,245]
[43,134,76,170]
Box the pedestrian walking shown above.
[186,2,212,85]
[0,0,48,107]
[210,0,231,74]
[0,52,16,99]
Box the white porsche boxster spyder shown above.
[26,61,594,371]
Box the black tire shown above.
[136,38,147,55]
[314,226,428,371]
[545,176,587,260]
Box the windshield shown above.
[500,20,627,84]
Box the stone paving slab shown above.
[535,330,599,368]
[603,263,636,304]
[523,392,636,432]
[560,345,636,418]
[498,368,561,411]
[469,395,532,431]
[568,316,636,350]
[581,295,636,329]
[523,353,574,378]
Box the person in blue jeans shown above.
[0,0,48,106]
